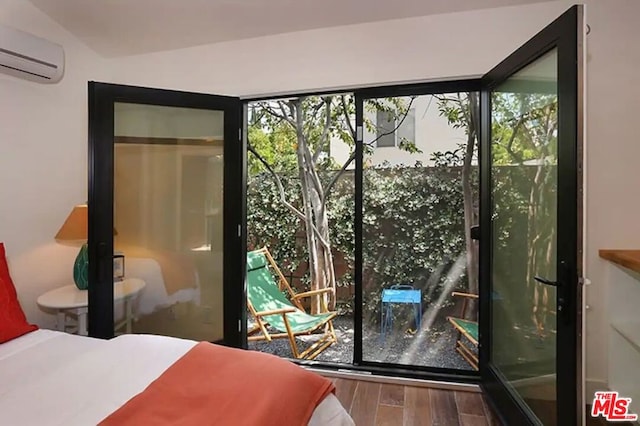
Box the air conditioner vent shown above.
[0,24,64,84]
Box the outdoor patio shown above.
[248,308,475,371]
[245,92,486,373]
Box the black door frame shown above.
[87,82,246,347]
[478,5,583,425]
[353,79,481,380]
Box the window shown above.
[376,110,396,147]
[376,108,415,148]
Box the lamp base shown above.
[73,243,89,290]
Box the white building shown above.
[331,94,470,168]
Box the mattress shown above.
[0,330,353,426]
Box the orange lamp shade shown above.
[55,204,88,246]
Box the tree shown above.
[435,90,558,334]
[247,95,415,313]
[492,92,558,338]
[434,93,480,318]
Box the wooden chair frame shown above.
[447,291,479,370]
[247,247,338,360]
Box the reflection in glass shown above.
[490,48,558,424]
[113,103,224,341]
[362,93,479,370]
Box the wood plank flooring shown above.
[333,378,633,425]
[333,378,501,426]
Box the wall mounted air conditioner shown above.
[0,23,64,84]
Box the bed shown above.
[0,329,354,425]
[123,256,201,317]
[2,241,352,425]
[114,244,205,316]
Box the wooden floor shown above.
[333,378,501,426]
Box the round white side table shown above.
[37,278,146,336]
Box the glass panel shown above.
[245,95,355,363]
[113,103,224,341]
[490,48,558,424]
[362,93,479,369]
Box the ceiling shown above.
[29,0,550,57]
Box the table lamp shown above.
[55,204,89,289]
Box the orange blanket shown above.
[99,342,335,426]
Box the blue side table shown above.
[380,284,422,340]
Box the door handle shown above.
[470,225,480,241]
[534,276,560,287]
[537,261,573,324]
[535,275,567,317]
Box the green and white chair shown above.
[447,291,479,370]
[246,247,337,360]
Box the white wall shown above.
[0,0,109,328]
[3,0,640,399]
[577,0,640,395]
[106,3,567,97]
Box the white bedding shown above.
[0,330,353,426]
[122,257,201,317]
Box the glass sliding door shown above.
[354,83,481,376]
[479,6,583,425]
[489,49,560,424]
[88,83,244,346]
[113,103,225,341]
[244,94,355,364]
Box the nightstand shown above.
[37,278,145,336]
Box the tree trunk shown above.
[315,205,336,310]
[462,93,479,319]
[257,96,355,314]
[292,100,337,314]
[292,101,321,313]
[526,163,555,336]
